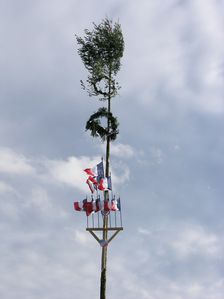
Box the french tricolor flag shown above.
[84,161,104,183]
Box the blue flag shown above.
[96,161,104,183]
[117,198,121,211]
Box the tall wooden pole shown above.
[100,72,111,298]
[100,214,108,299]
[76,19,124,299]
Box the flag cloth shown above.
[117,198,121,211]
[107,176,112,190]
[91,200,97,212]
[74,198,121,214]
[74,198,87,212]
[96,161,104,183]
[74,201,83,211]
[84,161,104,181]
[96,197,102,212]
[85,201,93,216]
[82,198,87,210]
[74,199,93,216]
[84,168,96,177]
[111,198,119,211]
[98,178,107,191]
[98,177,112,191]
[88,176,98,185]
[104,200,110,212]
[86,179,95,193]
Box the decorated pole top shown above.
[76,18,124,178]
[76,18,124,100]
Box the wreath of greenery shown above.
[85,107,119,141]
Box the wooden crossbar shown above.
[86,227,123,231]
[86,227,123,246]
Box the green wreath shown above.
[86,107,119,141]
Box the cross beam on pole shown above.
[86,227,123,246]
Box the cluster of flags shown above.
[84,161,112,193]
[74,197,121,216]
[73,160,122,216]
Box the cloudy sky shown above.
[1,0,224,298]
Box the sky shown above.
[0,0,224,298]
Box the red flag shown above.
[74,199,87,212]
[86,179,95,193]
[88,176,98,185]
[96,197,103,211]
[98,178,107,191]
[98,177,112,191]
[84,162,104,183]
[86,201,93,216]
[84,168,96,176]
[74,201,82,211]
[104,200,110,212]
[111,199,119,211]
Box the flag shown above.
[111,198,119,211]
[74,201,83,211]
[117,197,121,211]
[91,199,97,212]
[104,200,110,212]
[82,198,87,210]
[88,176,98,185]
[98,178,107,191]
[96,161,104,183]
[85,201,93,216]
[84,168,96,176]
[86,179,95,193]
[84,161,104,181]
[84,161,106,193]
[74,197,121,214]
[74,198,87,212]
[96,197,103,212]
[98,177,112,191]
[107,176,112,190]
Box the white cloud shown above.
[102,143,135,158]
[0,147,35,175]
[171,224,221,258]
[0,146,131,195]
[45,155,101,192]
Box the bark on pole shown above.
[100,95,111,299]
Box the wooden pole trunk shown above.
[100,215,108,299]
[100,90,111,299]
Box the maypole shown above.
[75,18,124,299]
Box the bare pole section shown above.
[100,70,111,299]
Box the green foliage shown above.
[85,107,119,141]
[76,18,124,100]
[76,18,124,143]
